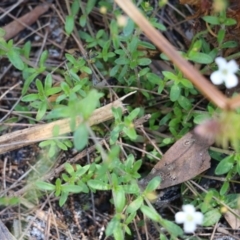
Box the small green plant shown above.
[21,75,61,120]
[2,0,240,239]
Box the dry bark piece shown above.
[0,92,134,154]
[224,210,240,229]
[139,131,214,189]
[3,3,50,40]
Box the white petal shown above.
[182,204,195,214]
[210,71,224,85]
[194,212,204,225]
[227,60,239,73]
[175,212,186,224]
[225,73,238,88]
[215,57,227,68]
[183,222,197,233]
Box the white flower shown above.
[175,204,204,233]
[210,57,239,89]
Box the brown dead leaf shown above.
[224,210,240,229]
[139,131,214,189]
[3,3,50,40]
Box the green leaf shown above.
[140,205,161,222]
[57,141,67,150]
[170,84,181,102]
[178,96,192,110]
[119,64,129,79]
[220,181,229,195]
[161,219,183,237]
[133,160,142,173]
[79,90,103,119]
[160,234,168,240]
[39,140,52,147]
[146,72,161,84]
[61,81,70,94]
[215,155,234,175]
[71,0,80,16]
[137,58,151,66]
[106,217,121,237]
[180,78,193,88]
[96,29,104,39]
[191,39,202,52]
[62,184,84,193]
[115,57,130,65]
[112,107,123,121]
[123,18,134,37]
[126,108,140,121]
[203,208,221,226]
[113,226,124,240]
[202,16,220,25]
[39,50,48,67]
[22,41,31,58]
[152,21,166,31]
[65,15,74,35]
[162,71,178,81]
[145,177,161,192]
[158,81,164,94]
[221,41,238,49]
[110,125,122,144]
[36,101,47,120]
[21,93,39,102]
[86,0,97,14]
[138,41,156,49]
[64,163,74,175]
[81,66,92,74]
[123,126,137,140]
[0,28,6,38]
[139,67,150,77]
[224,194,240,208]
[129,37,139,52]
[126,212,136,225]
[188,52,213,64]
[224,18,236,26]
[69,69,80,81]
[217,29,225,45]
[59,191,68,206]
[79,14,87,27]
[45,87,61,97]
[193,113,210,124]
[44,74,53,91]
[74,123,88,150]
[35,181,55,191]
[87,179,110,190]
[7,49,24,70]
[113,186,126,212]
[110,64,120,76]
[65,53,76,63]
[75,164,90,177]
[55,178,62,197]
[48,143,57,158]
[36,79,44,95]
[126,197,143,213]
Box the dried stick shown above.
[114,0,230,110]
[0,92,134,154]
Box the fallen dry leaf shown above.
[139,131,214,189]
[3,3,50,40]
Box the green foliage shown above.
[22,74,61,120]
[110,107,141,144]
[2,1,240,238]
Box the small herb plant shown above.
[1,0,240,239]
